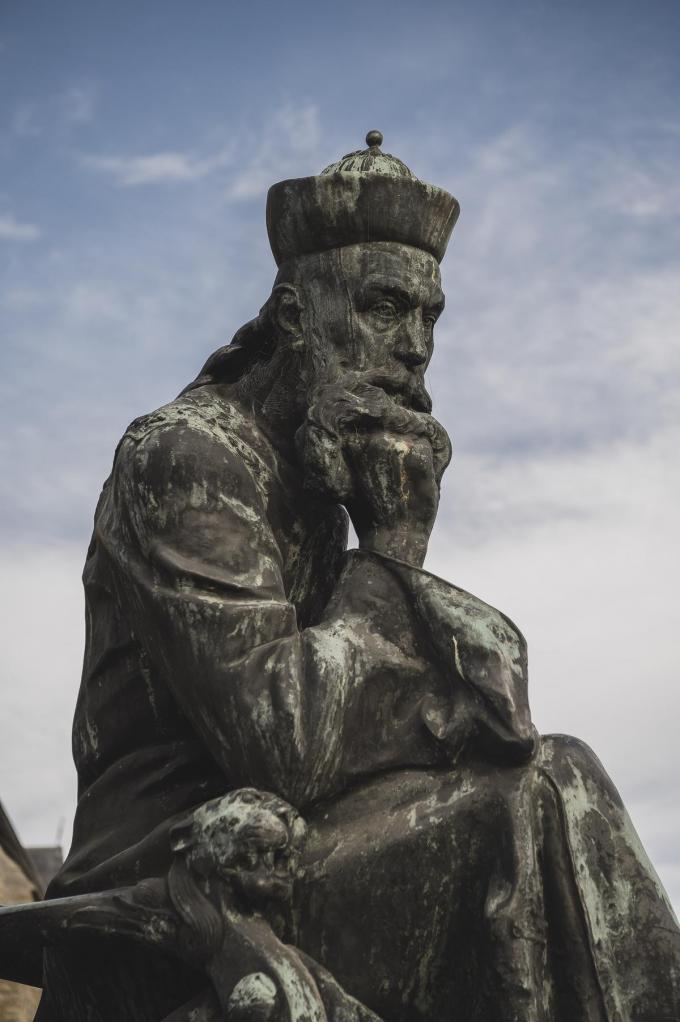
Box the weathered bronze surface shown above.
[1,132,679,1021]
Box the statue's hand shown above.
[297,382,451,567]
[344,427,442,566]
[171,788,307,907]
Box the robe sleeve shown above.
[96,418,439,806]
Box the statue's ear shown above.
[270,283,304,341]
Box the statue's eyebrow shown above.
[358,277,420,308]
[425,290,446,317]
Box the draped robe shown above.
[45,383,680,1021]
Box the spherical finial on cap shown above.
[320,131,414,178]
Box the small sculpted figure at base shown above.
[2,790,378,1020]
[0,131,678,1021]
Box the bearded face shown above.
[278,242,445,414]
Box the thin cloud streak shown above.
[7,84,97,143]
[0,212,41,241]
[80,147,234,186]
[78,104,325,195]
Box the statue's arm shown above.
[375,555,537,764]
[298,385,536,766]
[99,422,432,806]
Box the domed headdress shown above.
[185,132,459,390]
[267,130,459,266]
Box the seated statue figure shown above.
[3,132,679,1021]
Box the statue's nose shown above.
[395,319,428,368]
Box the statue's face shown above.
[298,242,445,413]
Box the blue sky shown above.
[2,0,680,911]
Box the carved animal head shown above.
[169,788,307,904]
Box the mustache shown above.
[337,365,432,414]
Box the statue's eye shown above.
[371,298,401,320]
[423,313,437,328]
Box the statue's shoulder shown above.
[112,385,274,492]
[122,386,243,445]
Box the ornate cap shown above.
[320,130,415,178]
[266,130,459,267]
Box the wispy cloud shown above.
[602,171,680,220]
[81,146,233,186]
[227,104,323,200]
[426,121,680,462]
[9,84,97,141]
[79,104,322,194]
[0,212,41,241]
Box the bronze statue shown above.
[1,131,679,1021]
